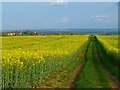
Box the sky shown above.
[1,0,119,2]
[2,2,118,31]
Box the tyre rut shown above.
[69,40,90,89]
[95,40,120,89]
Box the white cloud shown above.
[92,15,109,18]
[57,17,69,23]
[50,0,68,5]
[56,0,67,3]
[92,15,110,22]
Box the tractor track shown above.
[95,40,120,89]
[75,35,120,89]
[69,40,90,89]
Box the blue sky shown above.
[2,2,118,30]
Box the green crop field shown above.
[1,35,120,89]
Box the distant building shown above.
[7,32,15,36]
[7,32,22,36]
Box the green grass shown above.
[75,36,110,88]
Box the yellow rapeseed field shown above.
[2,35,88,88]
[97,35,119,61]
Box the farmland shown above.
[2,35,88,88]
[97,35,120,82]
[1,35,120,89]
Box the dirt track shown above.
[73,36,120,89]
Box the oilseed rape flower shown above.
[2,35,88,88]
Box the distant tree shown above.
[2,32,7,36]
